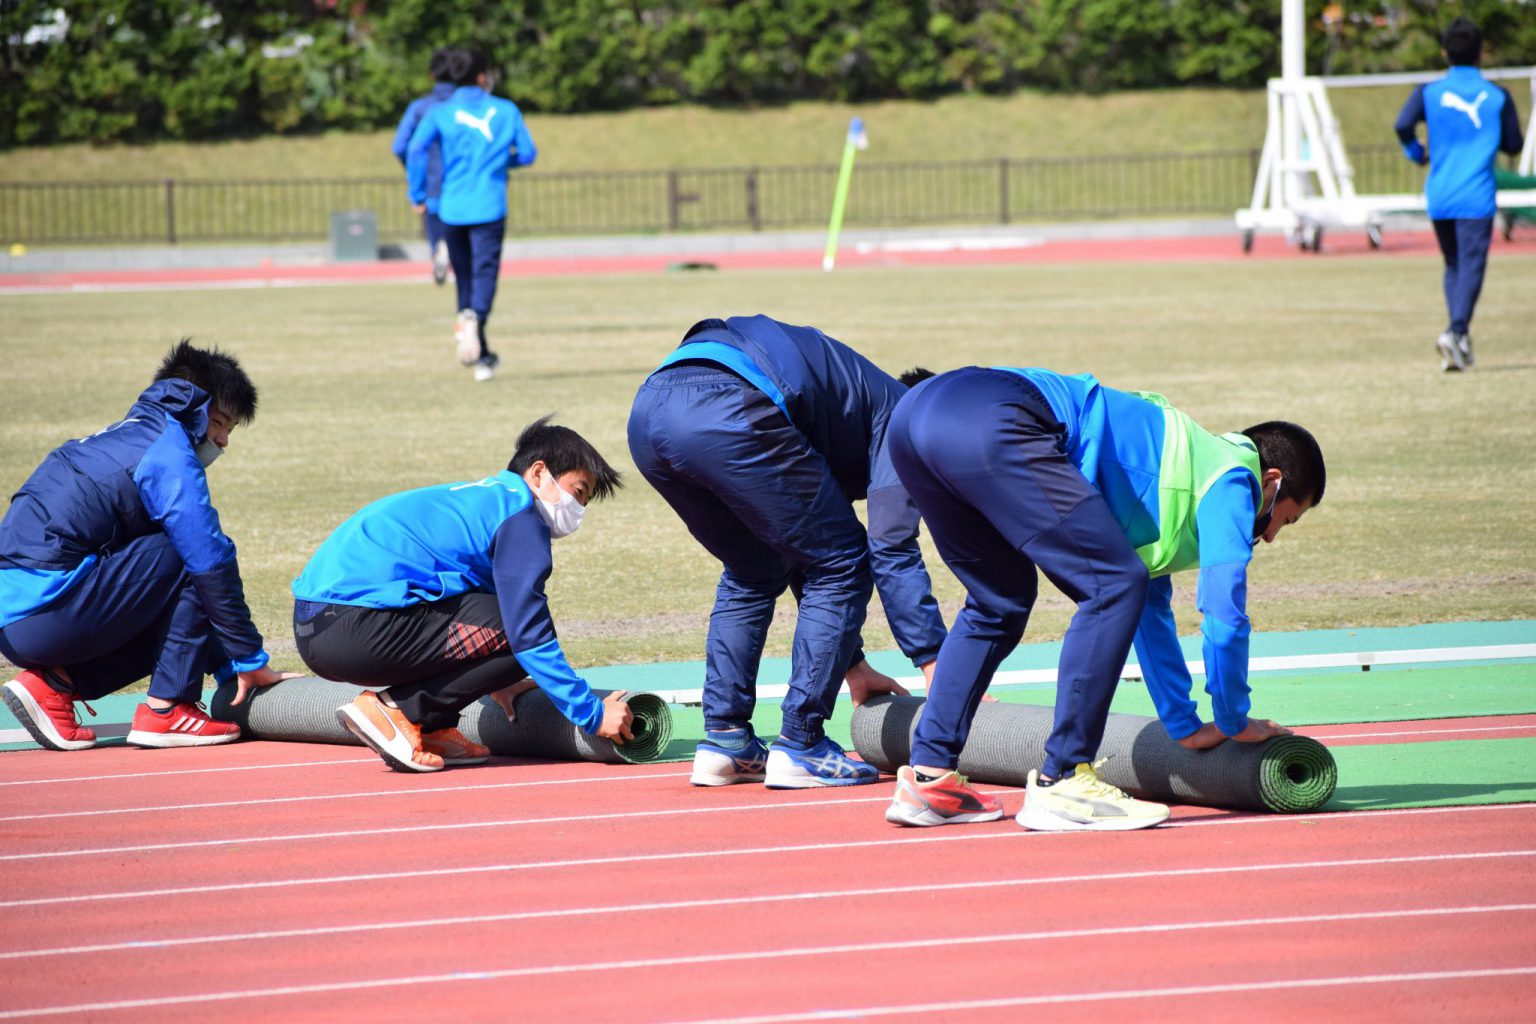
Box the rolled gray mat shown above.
[850,694,1336,813]
[210,676,673,765]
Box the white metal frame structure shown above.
[1235,0,1536,251]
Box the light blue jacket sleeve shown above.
[508,105,538,168]
[1132,575,1201,739]
[391,98,426,166]
[406,109,443,205]
[1194,471,1257,736]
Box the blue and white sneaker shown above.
[765,736,880,789]
[690,735,770,786]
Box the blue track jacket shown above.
[654,315,947,666]
[1010,369,1261,738]
[392,82,456,211]
[291,472,603,733]
[1395,66,1525,219]
[407,86,537,226]
[0,380,268,674]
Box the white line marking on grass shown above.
[2,910,1533,1019]
[3,850,1531,962]
[0,758,379,787]
[660,966,1536,1024]
[2,802,1532,910]
[0,770,694,822]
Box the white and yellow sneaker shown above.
[1016,761,1169,832]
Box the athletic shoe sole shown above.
[335,703,441,773]
[125,727,240,749]
[1437,334,1465,372]
[690,748,767,786]
[763,756,881,789]
[432,242,449,286]
[455,317,480,366]
[1,680,95,751]
[884,802,1005,827]
[1015,802,1168,832]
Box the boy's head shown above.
[508,415,622,508]
[899,366,936,388]
[428,48,456,83]
[445,48,489,88]
[1443,17,1482,66]
[1240,421,1325,544]
[153,339,257,454]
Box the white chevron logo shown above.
[1441,89,1489,129]
[454,106,497,141]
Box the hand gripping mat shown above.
[850,695,1336,813]
[210,676,672,765]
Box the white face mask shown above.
[533,473,585,539]
[195,438,223,468]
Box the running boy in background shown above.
[290,417,631,773]
[0,341,298,751]
[1394,16,1525,371]
[392,47,457,287]
[883,366,1324,831]
[406,48,538,383]
[627,316,947,789]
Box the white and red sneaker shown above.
[126,701,241,748]
[1,670,97,751]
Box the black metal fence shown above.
[0,145,1423,247]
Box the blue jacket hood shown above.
[130,379,211,444]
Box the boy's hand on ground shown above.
[489,678,537,722]
[231,666,304,706]
[1177,723,1226,750]
[1230,718,1292,743]
[845,660,910,707]
[596,690,634,743]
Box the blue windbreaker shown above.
[651,315,947,665]
[291,472,604,734]
[0,380,268,674]
[1395,66,1526,219]
[391,82,456,212]
[406,86,537,225]
[1006,369,1260,738]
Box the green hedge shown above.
[2,0,1531,146]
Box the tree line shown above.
[2,0,1530,147]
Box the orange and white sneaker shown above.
[884,765,1005,827]
[126,701,241,748]
[2,670,97,751]
[335,691,443,773]
[421,727,490,766]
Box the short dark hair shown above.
[428,47,456,82]
[1443,16,1482,66]
[1241,421,1325,506]
[508,415,622,501]
[445,48,488,87]
[152,338,258,424]
[898,367,935,388]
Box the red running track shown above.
[5,230,1532,295]
[0,727,1533,1023]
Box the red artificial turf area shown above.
[1,722,1533,1023]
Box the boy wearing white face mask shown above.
[290,416,631,773]
[1,340,296,752]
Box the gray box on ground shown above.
[329,210,377,262]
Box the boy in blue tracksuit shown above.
[391,47,457,286]
[627,315,947,789]
[1394,17,1525,371]
[406,48,537,383]
[291,417,631,773]
[0,341,297,752]
[882,367,1325,831]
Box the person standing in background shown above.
[392,48,457,287]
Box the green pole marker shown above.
[822,116,867,271]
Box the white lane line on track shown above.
[1316,724,1536,740]
[661,966,1536,1024]
[2,912,1533,1020]
[3,850,1532,962]
[0,770,696,822]
[0,758,380,787]
[2,802,1532,910]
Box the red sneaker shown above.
[2,671,96,750]
[884,765,1005,827]
[126,701,241,748]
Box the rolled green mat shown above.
[210,676,673,765]
[850,694,1336,813]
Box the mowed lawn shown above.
[2,250,1534,675]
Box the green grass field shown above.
[3,251,1535,677]
[0,86,1417,182]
